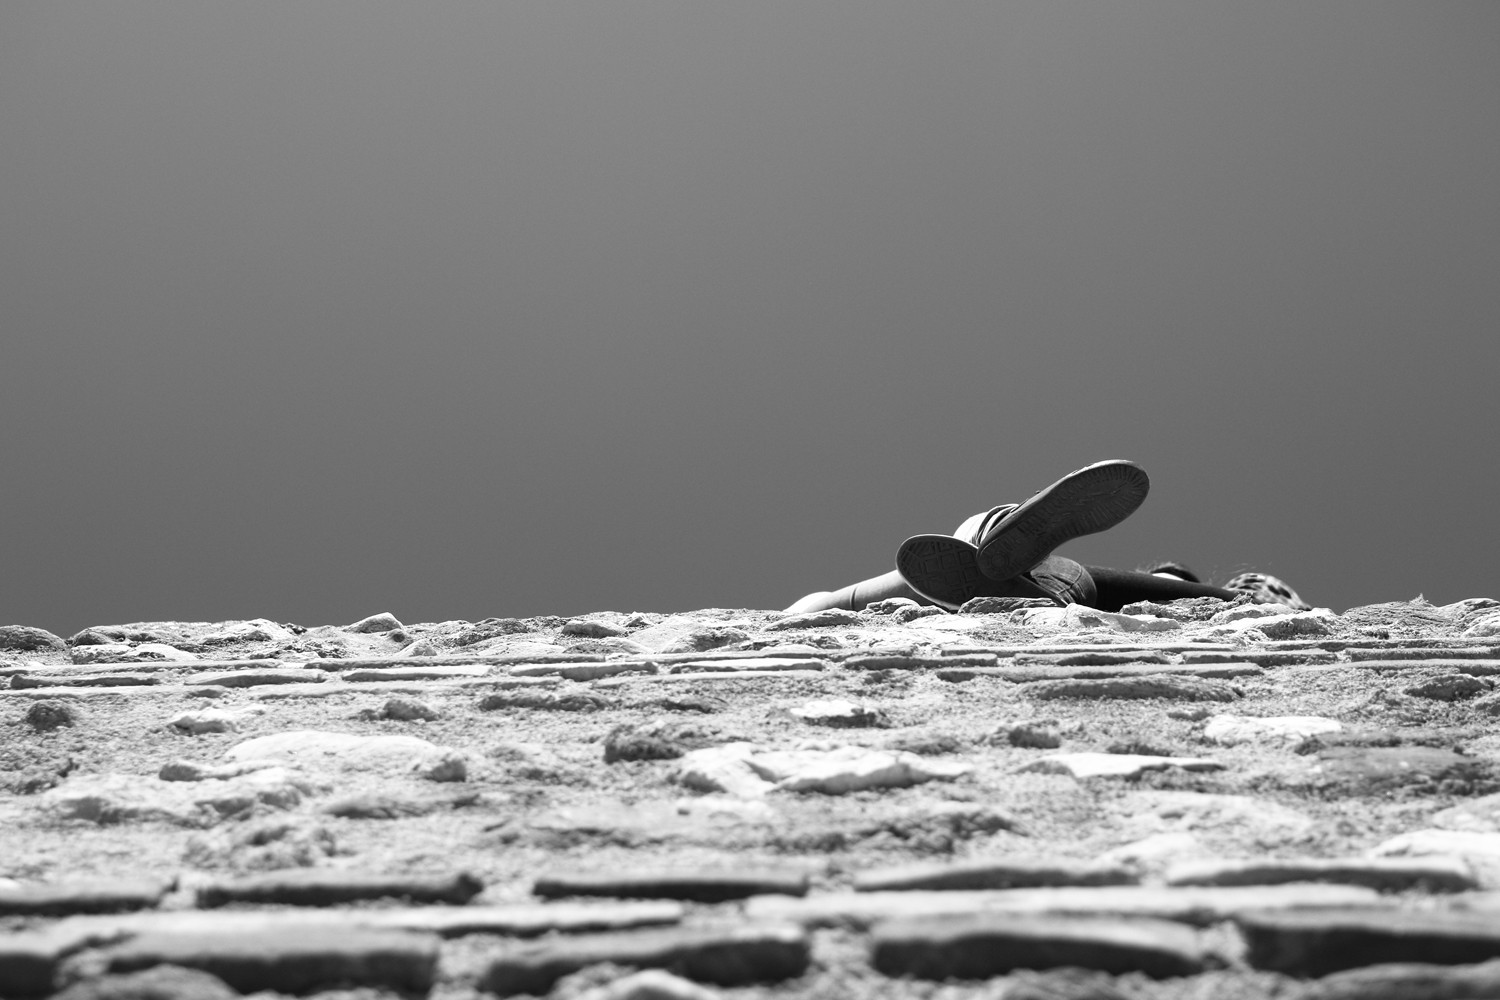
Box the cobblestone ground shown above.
[5,595,1500,999]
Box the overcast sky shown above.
[2,2,1497,635]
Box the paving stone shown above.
[1407,674,1491,700]
[597,668,824,686]
[963,663,1263,683]
[1017,753,1224,780]
[225,730,468,779]
[40,771,313,827]
[0,625,68,651]
[1236,908,1500,976]
[342,664,493,681]
[58,901,686,941]
[480,922,810,996]
[1203,714,1343,746]
[1183,649,1339,666]
[842,653,997,671]
[345,612,404,633]
[571,968,722,1000]
[511,660,658,680]
[1021,675,1240,702]
[11,672,158,688]
[1310,746,1488,792]
[186,669,324,687]
[745,884,1382,929]
[871,913,1208,980]
[532,869,809,903]
[1014,650,1171,666]
[196,869,482,907]
[0,926,99,999]
[767,609,862,630]
[478,690,613,711]
[95,927,438,995]
[667,657,824,674]
[786,699,885,727]
[676,743,971,797]
[1294,958,1500,1000]
[0,878,171,916]
[854,859,1136,892]
[167,708,241,734]
[51,964,239,1000]
[1165,856,1477,892]
[1348,646,1500,661]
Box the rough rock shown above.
[40,770,314,827]
[1407,674,1491,701]
[0,625,68,651]
[768,609,861,630]
[50,965,240,1000]
[24,700,77,730]
[1017,753,1224,780]
[675,743,969,797]
[167,709,241,734]
[224,730,469,780]
[786,699,886,728]
[1204,715,1343,745]
[562,618,631,638]
[346,612,404,633]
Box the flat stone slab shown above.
[745,884,1382,929]
[187,670,326,687]
[196,870,483,907]
[854,859,1136,892]
[97,927,439,995]
[480,922,810,996]
[1022,674,1241,701]
[9,672,159,688]
[0,878,171,916]
[510,661,659,680]
[341,665,494,681]
[951,663,1264,683]
[1297,959,1500,1000]
[1236,907,1500,976]
[532,869,809,903]
[871,913,1208,980]
[56,901,685,941]
[1016,753,1225,780]
[1203,714,1344,745]
[667,657,824,673]
[841,653,997,671]
[1165,856,1477,892]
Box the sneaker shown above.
[1223,572,1311,611]
[895,535,1094,610]
[1145,561,1201,583]
[973,460,1151,581]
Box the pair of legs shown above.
[786,461,1306,614]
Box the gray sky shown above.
[3,2,1497,634]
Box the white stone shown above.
[201,619,294,645]
[1211,604,1296,624]
[1371,829,1500,861]
[39,769,317,827]
[1202,714,1342,746]
[225,729,467,779]
[70,642,197,664]
[1094,832,1211,874]
[787,699,882,726]
[1432,793,1500,833]
[1465,613,1500,638]
[676,743,775,798]
[676,743,970,798]
[346,612,404,633]
[168,709,241,734]
[577,969,722,1000]
[1117,791,1316,845]
[1062,605,1183,632]
[1017,752,1224,780]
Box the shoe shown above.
[1145,561,1201,583]
[1224,572,1311,611]
[895,535,1093,610]
[973,460,1151,581]
[895,535,995,610]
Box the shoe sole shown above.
[895,534,993,610]
[975,460,1150,581]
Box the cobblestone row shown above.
[4,598,1500,997]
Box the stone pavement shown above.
[3,596,1500,997]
